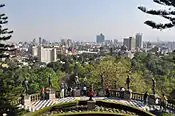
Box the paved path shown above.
[20,97,174,113]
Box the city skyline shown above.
[2,0,175,42]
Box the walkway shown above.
[20,97,163,113]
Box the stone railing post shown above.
[49,90,56,99]
[148,94,159,105]
[124,90,132,100]
[23,94,31,107]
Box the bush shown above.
[96,100,155,116]
[50,111,131,116]
[26,101,78,116]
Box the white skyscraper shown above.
[136,33,143,48]
[38,46,57,63]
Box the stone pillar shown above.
[73,89,81,97]
[98,89,104,97]
[148,94,159,105]
[87,100,96,110]
[49,89,56,99]
[23,94,31,106]
[124,90,132,100]
[49,93,56,99]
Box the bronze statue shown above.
[48,74,52,88]
[22,78,28,95]
[152,78,156,94]
[126,75,131,90]
[75,75,79,85]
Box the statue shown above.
[101,75,104,89]
[152,78,156,95]
[48,74,52,88]
[22,78,28,95]
[75,75,79,88]
[126,75,131,90]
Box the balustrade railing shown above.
[109,89,120,98]
[30,93,40,103]
[131,92,144,101]
[109,89,175,111]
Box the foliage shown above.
[27,101,78,116]
[138,0,175,29]
[0,4,21,115]
[0,4,16,58]
[51,112,131,116]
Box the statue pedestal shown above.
[124,90,132,100]
[49,93,56,99]
[73,89,81,97]
[87,100,96,110]
[23,94,31,106]
[148,94,159,105]
[98,89,104,97]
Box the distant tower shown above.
[123,38,130,50]
[123,37,135,50]
[96,33,105,44]
[129,37,135,51]
[136,33,143,48]
[39,37,42,45]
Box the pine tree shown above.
[0,4,15,59]
[138,0,175,30]
[0,4,24,116]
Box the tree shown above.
[138,0,175,30]
[0,4,15,59]
[0,4,22,115]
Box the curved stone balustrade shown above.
[109,89,175,112]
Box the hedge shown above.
[26,101,78,116]
[96,100,155,116]
[50,112,131,116]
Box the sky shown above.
[1,0,175,42]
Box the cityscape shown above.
[11,33,175,64]
[1,0,175,116]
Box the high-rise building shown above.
[123,37,135,50]
[129,37,135,51]
[123,38,130,50]
[38,46,57,63]
[39,37,42,45]
[67,39,73,47]
[96,33,105,44]
[136,33,143,48]
[114,39,118,45]
[32,46,38,57]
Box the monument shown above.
[22,78,29,95]
[48,75,55,99]
[73,75,81,97]
[124,74,132,100]
[98,74,105,96]
[152,78,156,95]
[22,78,30,106]
[148,78,159,105]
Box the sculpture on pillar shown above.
[101,75,104,89]
[22,78,29,95]
[48,74,52,88]
[75,75,80,88]
[126,75,131,90]
[152,78,156,95]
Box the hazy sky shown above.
[1,0,175,42]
